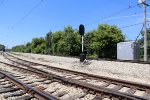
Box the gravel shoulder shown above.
[6,52,150,85]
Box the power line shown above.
[12,0,44,29]
[85,4,139,26]
[120,21,150,29]
[119,21,150,41]
[103,13,150,21]
[120,22,143,29]
[135,23,144,42]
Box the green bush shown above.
[12,24,125,59]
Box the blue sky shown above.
[0,0,150,48]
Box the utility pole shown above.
[139,0,147,61]
[143,0,147,61]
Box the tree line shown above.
[13,24,146,59]
[138,28,150,59]
[0,44,5,51]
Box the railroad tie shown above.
[3,90,25,99]
[92,95,103,100]
[2,52,150,100]
[53,91,68,97]
[0,84,14,88]
[0,81,10,85]
[10,94,34,100]
[0,79,5,82]
[125,88,136,94]
[99,82,110,87]
[0,87,20,93]
[61,93,87,100]
[111,85,122,91]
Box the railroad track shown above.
[10,52,150,65]
[86,57,150,65]
[0,62,91,100]
[1,52,150,99]
[0,70,59,100]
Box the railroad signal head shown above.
[79,24,85,36]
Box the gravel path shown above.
[7,52,150,85]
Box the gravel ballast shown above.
[4,52,150,85]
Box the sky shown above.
[0,0,150,48]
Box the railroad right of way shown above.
[0,52,149,99]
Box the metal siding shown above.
[117,42,140,61]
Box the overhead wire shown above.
[120,22,143,29]
[135,23,144,42]
[82,3,148,42]
[120,21,150,29]
[84,13,149,29]
[12,0,44,29]
[103,13,150,21]
[135,21,150,42]
[119,21,150,42]
[85,4,139,27]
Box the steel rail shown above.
[10,52,150,64]
[0,71,59,100]
[5,52,150,92]
[0,61,146,100]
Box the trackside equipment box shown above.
[117,41,140,61]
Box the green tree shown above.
[63,26,80,56]
[138,28,150,60]
[11,24,125,59]
[51,26,80,56]
[25,42,31,53]
[51,31,64,55]
[31,37,46,54]
[12,45,26,52]
[0,44,5,51]
[85,24,125,58]
[45,31,52,54]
